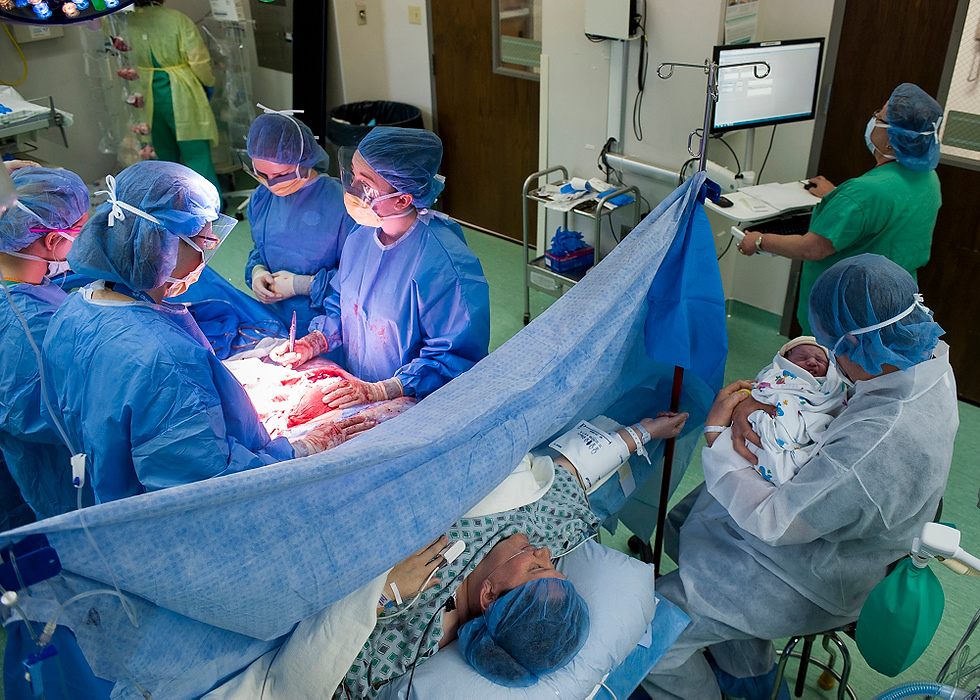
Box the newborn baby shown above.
[744,336,847,485]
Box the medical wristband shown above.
[633,423,651,445]
[703,425,728,435]
[550,420,630,493]
[624,425,651,465]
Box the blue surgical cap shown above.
[886,83,943,172]
[0,167,88,253]
[69,161,220,291]
[246,112,330,171]
[357,126,445,209]
[808,253,944,375]
[457,578,590,687]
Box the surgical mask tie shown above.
[831,293,932,358]
[96,174,162,228]
[865,118,896,160]
[164,236,207,297]
[8,202,78,274]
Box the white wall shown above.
[0,24,118,185]
[541,0,835,316]
[327,0,433,128]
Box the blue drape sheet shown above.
[0,174,726,698]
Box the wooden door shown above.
[814,0,980,402]
[430,0,539,242]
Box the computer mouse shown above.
[717,196,734,208]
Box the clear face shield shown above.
[338,147,405,211]
[188,213,236,264]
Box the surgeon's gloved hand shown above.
[271,330,329,368]
[271,270,313,300]
[251,265,282,304]
[322,376,403,410]
[289,415,374,456]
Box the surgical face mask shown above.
[865,117,896,160]
[47,260,71,276]
[246,162,314,197]
[164,258,205,298]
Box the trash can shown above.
[325,100,425,148]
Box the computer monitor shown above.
[711,38,825,134]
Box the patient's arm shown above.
[554,413,689,488]
[378,536,449,612]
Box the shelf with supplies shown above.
[522,165,640,324]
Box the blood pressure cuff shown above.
[549,420,629,493]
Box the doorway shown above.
[430,0,540,242]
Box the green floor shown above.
[3,223,979,699]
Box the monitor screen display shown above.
[711,38,824,133]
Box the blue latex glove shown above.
[204,86,215,101]
[548,227,588,256]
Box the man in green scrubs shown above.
[126,0,221,195]
[739,83,943,334]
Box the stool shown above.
[769,623,857,700]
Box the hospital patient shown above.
[705,336,845,486]
[335,411,689,697]
[41,162,370,504]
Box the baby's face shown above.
[785,344,829,377]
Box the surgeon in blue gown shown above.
[245,109,355,335]
[41,161,369,505]
[1,168,111,700]
[272,127,490,408]
[0,167,93,526]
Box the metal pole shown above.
[652,365,685,577]
[698,61,718,172]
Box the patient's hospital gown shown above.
[643,343,958,699]
[337,463,598,699]
[310,211,490,398]
[41,284,294,503]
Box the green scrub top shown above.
[798,162,941,334]
[126,5,219,145]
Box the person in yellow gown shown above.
[126,0,221,195]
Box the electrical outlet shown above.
[408,5,421,24]
[356,6,367,25]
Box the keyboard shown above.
[750,213,812,237]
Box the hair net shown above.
[69,161,220,291]
[246,111,330,171]
[357,126,445,209]
[457,578,590,687]
[885,83,943,172]
[808,253,944,375]
[0,167,89,253]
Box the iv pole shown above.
[647,57,770,577]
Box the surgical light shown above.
[0,0,132,23]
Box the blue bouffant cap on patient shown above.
[247,111,330,171]
[457,578,590,687]
[357,127,445,209]
[808,254,944,375]
[0,167,88,253]
[885,83,943,172]
[69,161,220,291]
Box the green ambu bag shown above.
[856,558,945,676]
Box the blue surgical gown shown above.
[0,281,90,520]
[41,285,294,504]
[245,175,355,335]
[310,212,490,398]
